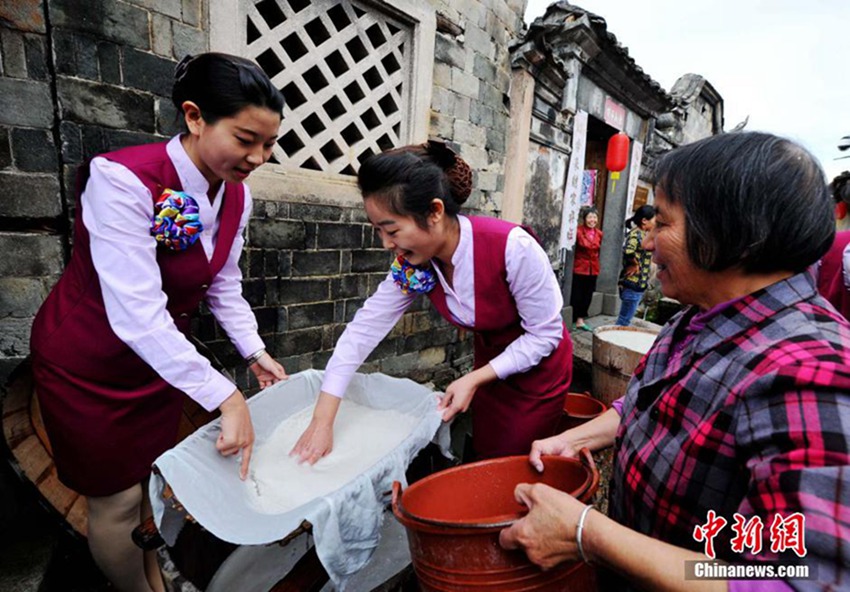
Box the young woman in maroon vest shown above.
[30,53,287,592]
[291,141,573,465]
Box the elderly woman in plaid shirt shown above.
[500,132,850,591]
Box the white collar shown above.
[165,135,224,202]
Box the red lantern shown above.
[606,132,630,172]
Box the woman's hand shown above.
[290,417,334,465]
[529,432,581,472]
[499,483,586,569]
[249,352,288,389]
[438,365,498,422]
[289,391,342,465]
[217,390,255,480]
[530,407,621,472]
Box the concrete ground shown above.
[0,459,112,592]
[0,313,660,591]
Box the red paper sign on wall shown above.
[604,97,626,131]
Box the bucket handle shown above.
[392,480,517,529]
[571,447,600,503]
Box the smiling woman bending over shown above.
[291,141,573,464]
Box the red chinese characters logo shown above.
[769,512,806,558]
[693,512,807,559]
[693,510,727,559]
[730,514,764,555]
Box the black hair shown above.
[171,53,285,124]
[626,204,656,230]
[832,171,850,204]
[580,206,599,224]
[357,142,471,228]
[654,131,834,273]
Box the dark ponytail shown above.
[357,140,473,227]
[172,52,285,124]
[626,204,656,230]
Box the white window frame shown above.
[209,0,435,205]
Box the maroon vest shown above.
[428,216,573,457]
[30,141,245,387]
[818,230,850,322]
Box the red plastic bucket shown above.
[557,392,608,433]
[392,451,599,591]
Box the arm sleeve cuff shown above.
[611,397,625,416]
[234,334,266,359]
[192,371,238,412]
[319,372,348,399]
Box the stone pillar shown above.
[597,167,631,314]
[501,68,534,224]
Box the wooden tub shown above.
[2,359,217,539]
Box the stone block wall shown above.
[0,0,206,386]
[1,1,62,383]
[195,199,471,390]
[428,0,526,216]
[0,0,528,394]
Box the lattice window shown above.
[245,0,413,176]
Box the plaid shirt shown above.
[610,271,850,591]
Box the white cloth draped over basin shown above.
[150,369,450,590]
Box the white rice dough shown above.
[247,399,419,514]
[598,329,657,354]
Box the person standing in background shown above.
[616,205,656,326]
[570,207,603,331]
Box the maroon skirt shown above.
[32,355,184,497]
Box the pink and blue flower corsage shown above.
[390,255,436,295]
[150,189,203,251]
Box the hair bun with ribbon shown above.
[424,139,473,204]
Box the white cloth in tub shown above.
[150,369,449,591]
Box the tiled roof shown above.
[521,1,674,106]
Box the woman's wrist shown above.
[219,389,245,412]
[312,391,342,424]
[472,364,499,386]
[575,504,595,563]
[245,348,266,365]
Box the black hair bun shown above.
[425,139,473,204]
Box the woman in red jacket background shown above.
[570,207,603,331]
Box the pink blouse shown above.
[81,136,264,411]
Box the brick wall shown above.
[0,0,207,386]
[1,1,63,383]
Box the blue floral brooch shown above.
[150,189,203,251]
[390,255,436,295]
